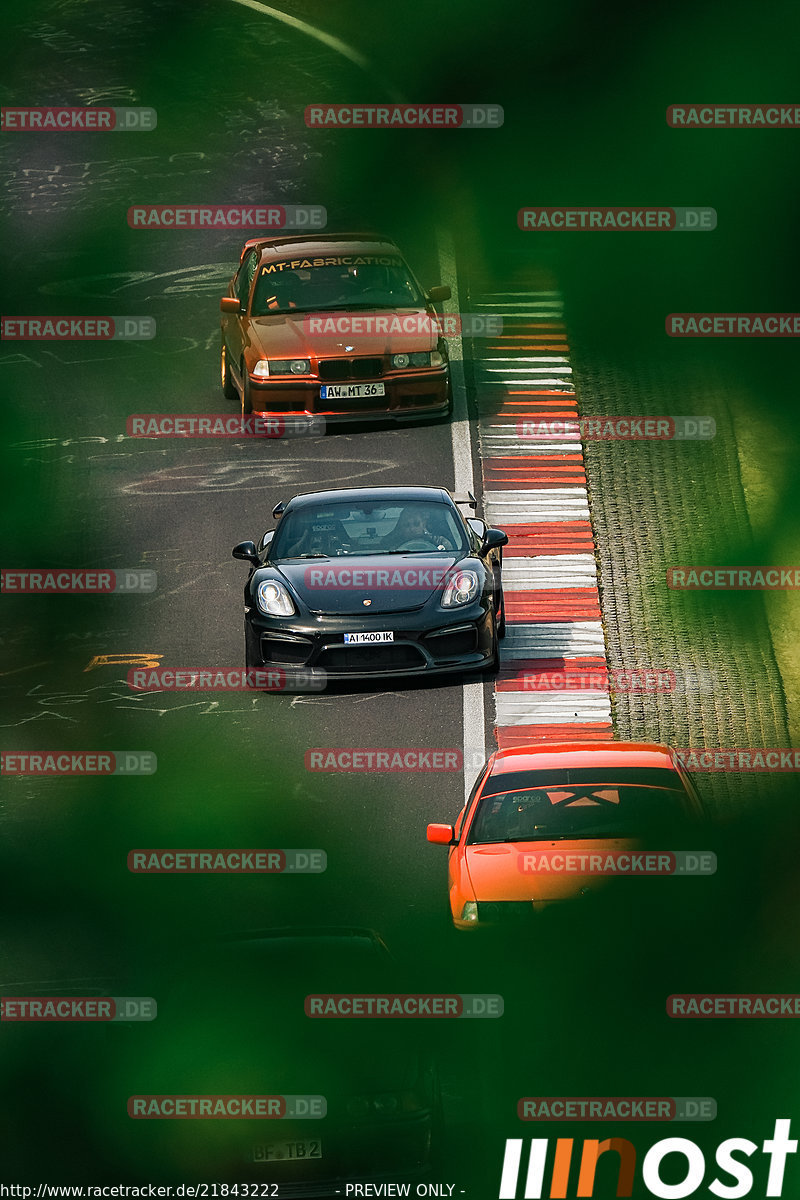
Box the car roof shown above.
[285,485,453,510]
[247,233,401,264]
[489,741,678,774]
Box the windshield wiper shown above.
[377,548,458,556]
[471,834,582,845]
[324,303,417,312]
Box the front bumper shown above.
[214,1112,437,1194]
[247,366,449,421]
[245,605,495,680]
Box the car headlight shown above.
[460,901,479,923]
[252,358,311,378]
[391,351,444,369]
[255,579,296,616]
[441,569,480,608]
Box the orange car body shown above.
[427,741,706,928]
[220,234,451,423]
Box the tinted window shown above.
[468,783,692,844]
[252,255,424,315]
[270,500,468,559]
[481,766,684,797]
[237,251,258,306]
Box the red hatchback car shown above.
[220,233,452,424]
[427,741,707,928]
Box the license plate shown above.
[320,382,386,400]
[344,631,394,645]
[253,1139,323,1163]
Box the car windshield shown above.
[269,500,469,559]
[468,771,693,844]
[251,255,424,315]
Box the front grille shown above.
[425,628,477,659]
[319,644,425,672]
[318,357,383,381]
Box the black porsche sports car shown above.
[232,485,507,682]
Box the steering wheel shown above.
[396,538,437,551]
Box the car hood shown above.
[271,554,464,615]
[248,307,438,358]
[464,838,641,902]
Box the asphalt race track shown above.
[2,0,800,1194]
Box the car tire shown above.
[442,371,454,420]
[244,621,263,688]
[483,617,500,675]
[221,339,237,399]
[241,365,253,414]
[494,568,506,639]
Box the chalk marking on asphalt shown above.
[437,228,488,800]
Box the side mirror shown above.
[232,540,259,565]
[427,285,451,303]
[480,528,508,555]
[426,823,456,846]
[220,297,242,314]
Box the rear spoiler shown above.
[452,492,477,510]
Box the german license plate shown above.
[320,382,385,400]
[344,631,394,645]
[253,1139,323,1162]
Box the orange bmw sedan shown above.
[426,742,707,928]
[220,233,452,424]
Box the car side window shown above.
[236,251,258,309]
[455,762,490,839]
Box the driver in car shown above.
[380,508,452,551]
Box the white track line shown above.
[437,229,487,800]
